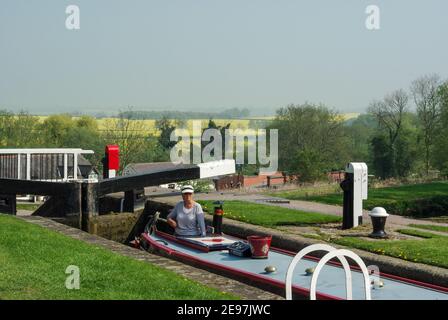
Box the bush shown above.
[404,196,448,217]
[373,196,448,217]
[178,179,213,193]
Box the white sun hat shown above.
[181,185,194,194]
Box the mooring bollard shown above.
[369,207,389,238]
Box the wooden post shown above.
[124,190,135,213]
[11,194,16,215]
[81,182,99,232]
[0,194,16,215]
[267,176,271,188]
[64,182,82,229]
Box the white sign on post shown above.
[346,162,368,227]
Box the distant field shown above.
[36,116,258,136]
[35,113,359,137]
[340,113,360,120]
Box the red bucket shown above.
[247,235,272,259]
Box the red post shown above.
[104,145,120,178]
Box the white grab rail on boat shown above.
[285,244,352,300]
[309,249,371,300]
[285,244,371,300]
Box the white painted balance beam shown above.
[197,159,236,178]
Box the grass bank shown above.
[333,229,448,269]
[16,203,41,211]
[0,215,237,300]
[408,224,448,234]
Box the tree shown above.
[368,89,408,177]
[155,116,177,150]
[62,116,104,168]
[269,103,350,182]
[11,111,44,147]
[411,74,442,175]
[394,114,421,178]
[0,110,44,147]
[369,112,420,179]
[0,110,15,146]
[41,114,75,147]
[434,81,448,176]
[76,115,98,130]
[131,135,169,163]
[102,110,149,172]
[344,114,377,164]
[370,135,393,179]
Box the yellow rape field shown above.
[35,114,358,137]
[36,116,268,136]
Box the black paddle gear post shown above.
[212,201,224,235]
[340,172,355,229]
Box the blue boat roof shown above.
[148,233,448,300]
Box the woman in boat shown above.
[167,185,207,237]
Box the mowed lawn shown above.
[272,182,448,209]
[16,203,41,211]
[0,215,237,300]
[333,229,448,269]
[409,224,448,233]
[198,200,341,227]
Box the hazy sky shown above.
[0,0,447,115]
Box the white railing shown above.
[285,244,371,300]
[0,148,94,182]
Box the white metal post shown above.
[63,153,68,181]
[73,152,78,180]
[17,154,21,179]
[26,153,31,180]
